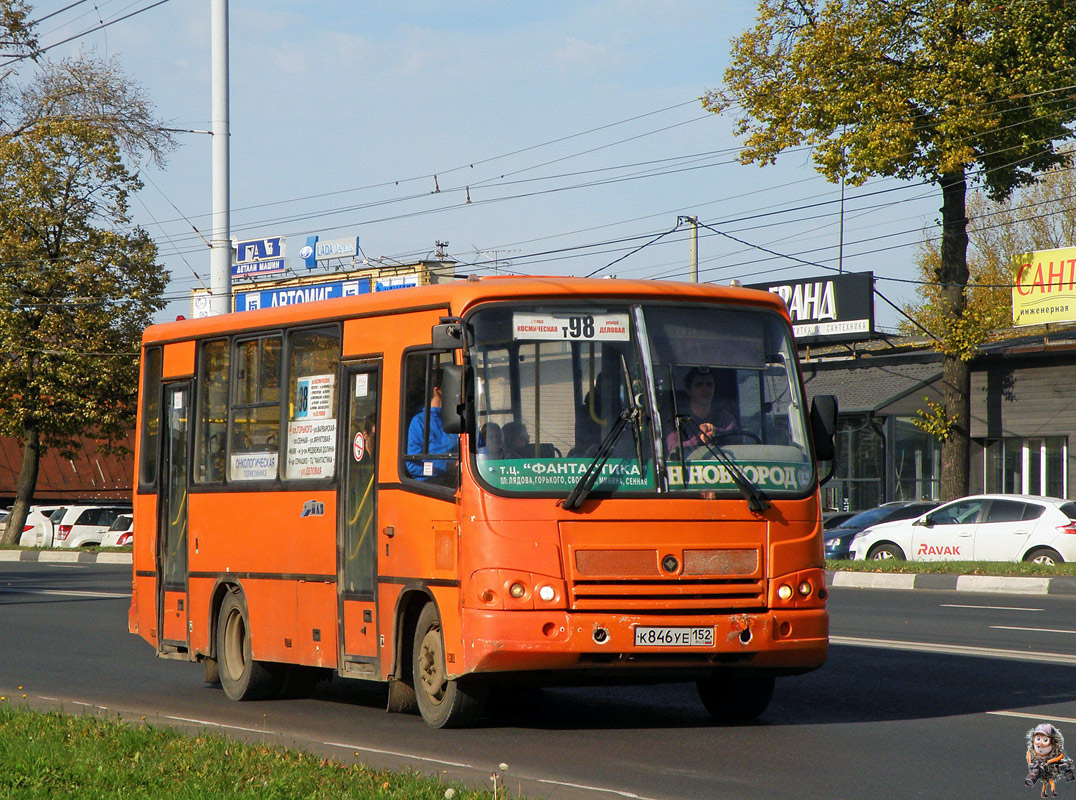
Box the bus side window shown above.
[194,339,229,484]
[401,352,458,487]
[284,326,341,481]
[229,335,282,482]
[138,346,163,489]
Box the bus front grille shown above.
[569,578,765,612]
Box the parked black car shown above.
[824,501,939,560]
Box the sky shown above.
[29,0,943,328]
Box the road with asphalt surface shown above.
[2,560,1075,800]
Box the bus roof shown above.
[142,276,788,346]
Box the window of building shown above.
[229,335,282,481]
[980,436,1067,497]
[892,417,940,502]
[824,413,884,511]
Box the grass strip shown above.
[826,558,1076,576]
[0,701,499,800]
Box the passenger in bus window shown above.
[477,422,504,459]
[666,367,738,453]
[405,372,459,481]
[502,421,531,459]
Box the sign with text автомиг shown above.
[1012,246,1076,326]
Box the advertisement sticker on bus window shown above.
[230,451,279,482]
[512,312,630,342]
[477,457,654,492]
[666,461,813,493]
[286,419,337,480]
[354,373,369,397]
[294,374,335,420]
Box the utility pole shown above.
[678,215,699,283]
[209,0,231,315]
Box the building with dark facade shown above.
[800,328,1076,512]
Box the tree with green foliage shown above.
[0,7,173,545]
[708,0,1076,500]
[0,115,168,545]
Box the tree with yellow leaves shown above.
[709,0,1076,499]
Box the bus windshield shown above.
[469,301,815,499]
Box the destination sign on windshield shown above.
[512,312,630,341]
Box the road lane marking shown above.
[154,713,285,736]
[990,625,1076,635]
[0,588,128,599]
[989,711,1076,725]
[940,604,1044,612]
[830,635,1076,665]
[321,740,473,768]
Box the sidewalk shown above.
[827,569,1076,596]
[0,549,131,565]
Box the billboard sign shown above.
[375,273,419,292]
[298,235,360,269]
[746,272,874,343]
[233,236,286,278]
[236,277,371,311]
[1011,246,1076,326]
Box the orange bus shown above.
[130,276,837,727]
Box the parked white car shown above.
[849,494,1076,565]
[100,513,133,548]
[17,505,67,547]
[54,505,133,549]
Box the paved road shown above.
[3,561,1075,800]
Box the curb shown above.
[826,570,1076,596]
[0,550,131,564]
[3,554,1075,596]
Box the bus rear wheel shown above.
[696,673,774,723]
[412,603,486,728]
[217,591,282,701]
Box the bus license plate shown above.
[633,626,714,647]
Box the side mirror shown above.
[432,317,464,350]
[914,515,932,528]
[440,364,467,434]
[810,394,838,461]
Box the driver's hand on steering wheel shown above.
[698,422,715,441]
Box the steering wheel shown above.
[685,430,761,460]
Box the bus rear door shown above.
[158,381,191,653]
[338,363,381,676]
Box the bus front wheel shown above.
[217,591,282,701]
[696,673,774,723]
[412,604,487,728]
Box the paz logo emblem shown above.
[301,500,325,517]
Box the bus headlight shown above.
[798,581,813,597]
[777,584,793,601]
[509,582,526,599]
[538,584,556,602]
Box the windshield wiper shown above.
[677,417,770,514]
[562,406,641,511]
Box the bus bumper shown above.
[459,607,828,676]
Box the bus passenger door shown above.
[338,364,380,674]
[157,382,190,652]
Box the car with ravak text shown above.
[848,494,1076,565]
